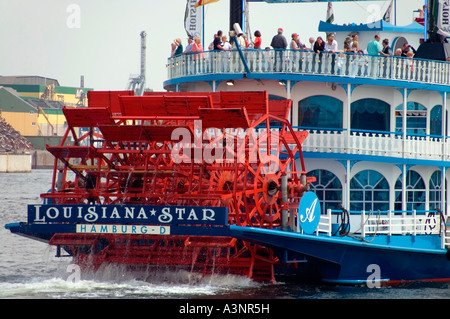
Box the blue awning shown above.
[318,20,424,34]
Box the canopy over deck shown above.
[319,20,424,34]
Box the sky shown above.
[0,0,424,92]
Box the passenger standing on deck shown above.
[184,36,194,54]
[308,37,316,50]
[191,36,204,73]
[313,36,325,53]
[183,36,194,74]
[290,33,300,72]
[401,42,416,57]
[313,36,325,73]
[381,39,391,56]
[381,39,391,77]
[213,31,226,51]
[254,30,262,49]
[171,38,183,57]
[235,32,247,72]
[304,37,316,72]
[367,34,383,56]
[237,32,246,49]
[192,37,204,58]
[222,35,232,72]
[324,33,338,53]
[324,33,338,74]
[367,34,383,76]
[253,30,262,72]
[290,33,300,50]
[212,31,225,72]
[270,28,287,71]
[222,35,232,51]
[291,34,306,71]
[349,34,359,49]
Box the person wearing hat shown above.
[184,36,194,54]
[271,28,287,50]
[290,33,300,50]
[270,28,287,71]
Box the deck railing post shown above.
[361,211,365,237]
[388,210,392,236]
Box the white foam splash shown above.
[0,266,261,299]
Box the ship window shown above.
[430,105,443,136]
[351,98,390,132]
[395,102,427,135]
[394,170,425,211]
[429,170,445,210]
[298,96,343,129]
[350,170,389,211]
[308,169,342,214]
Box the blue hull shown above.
[230,226,450,284]
[7,210,450,285]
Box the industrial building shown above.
[0,76,93,171]
[0,75,92,150]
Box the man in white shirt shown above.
[184,36,194,54]
[324,33,338,53]
[324,33,338,74]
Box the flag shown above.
[185,0,203,39]
[194,0,220,8]
[437,0,450,37]
[383,0,393,23]
[326,2,334,24]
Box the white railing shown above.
[167,49,450,86]
[315,209,449,248]
[445,223,450,249]
[168,51,450,162]
[300,129,450,161]
[358,210,441,236]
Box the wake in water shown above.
[0,260,262,299]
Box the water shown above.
[1,170,450,301]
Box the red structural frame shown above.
[43,90,313,282]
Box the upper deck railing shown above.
[167,49,450,87]
[300,128,450,162]
[166,49,450,164]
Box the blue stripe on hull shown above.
[230,226,450,283]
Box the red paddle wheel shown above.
[44,90,313,282]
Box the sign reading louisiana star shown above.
[28,204,228,226]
